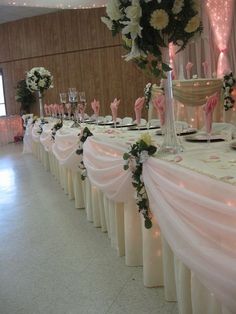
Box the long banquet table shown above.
[24,118,236,314]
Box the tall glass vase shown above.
[159,47,182,154]
[38,90,44,118]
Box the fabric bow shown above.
[203,93,218,134]
[134,97,145,125]
[110,98,120,122]
[153,95,165,126]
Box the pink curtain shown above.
[206,0,235,77]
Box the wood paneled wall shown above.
[0,8,154,117]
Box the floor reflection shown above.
[0,168,15,203]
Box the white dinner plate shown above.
[156,128,197,136]
[128,125,160,131]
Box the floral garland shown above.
[144,82,153,109]
[223,72,236,111]
[76,127,93,180]
[26,67,53,93]
[37,119,48,135]
[102,0,202,79]
[123,133,157,229]
[51,121,63,141]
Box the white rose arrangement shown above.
[26,67,53,93]
[102,0,202,78]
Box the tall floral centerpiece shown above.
[102,0,202,152]
[26,67,53,118]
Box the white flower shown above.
[123,40,146,61]
[137,194,143,202]
[101,16,113,30]
[125,0,142,22]
[121,20,142,40]
[38,79,46,88]
[184,15,200,33]
[139,150,149,163]
[139,185,146,195]
[106,0,123,21]
[26,67,53,92]
[150,9,169,30]
[172,0,184,14]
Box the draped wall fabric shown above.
[205,0,235,78]
[173,2,236,80]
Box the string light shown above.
[5,0,107,9]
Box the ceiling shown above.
[0,0,107,24]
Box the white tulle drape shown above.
[142,158,236,313]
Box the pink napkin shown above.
[65,103,71,115]
[186,62,193,79]
[203,93,218,133]
[78,103,85,114]
[110,98,120,122]
[44,104,49,116]
[59,104,64,116]
[91,99,100,116]
[202,61,208,78]
[134,97,145,125]
[153,95,165,126]
[49,104,54,116]
[53,104,59,116]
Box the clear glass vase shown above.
[158,47,183,154]
[38,90,44,118]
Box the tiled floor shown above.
[0,143,178,314]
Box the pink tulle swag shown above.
[110,98,120,122]
[153,95,165,126]
[203,93,218,133]
[134,97,145,125]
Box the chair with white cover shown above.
[149,119,160,126]
[122,117,133,125]
[116,117,122,124]
[105,115,112,122]
[140,118,147,126]
[175,121,189,132]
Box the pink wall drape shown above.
[205,0,235,78]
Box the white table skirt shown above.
[26,123,236,314]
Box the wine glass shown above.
[68,88,79,126]
[79,92,86,123]
[59,93,67,119]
